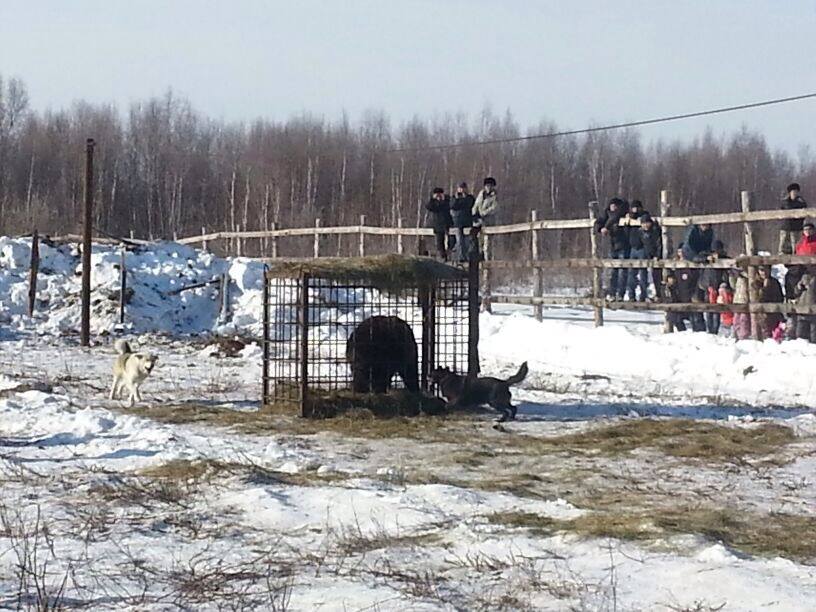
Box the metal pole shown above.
[80,138,95,346]
[262,265,270,408]
[299,274,310,417]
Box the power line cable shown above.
[384,92,816,153]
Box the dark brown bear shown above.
[346,316,419,393]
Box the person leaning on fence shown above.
[681,222,714,262]
[595,197,630,300]
[699,240,729,335]
[627,212,662,302]
[793,268,816,343]
[664,247,705,332]
[755,266,785,340]
[425,187,453,261]
[471,177,498,258]
[451,182,475,262]
[785,223,816,339]
[779,182,808,255]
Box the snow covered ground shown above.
[2,237,816,610]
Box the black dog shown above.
[430,362,528,422]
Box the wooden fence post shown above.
[119,247,127,324]
[129,230,135,241]
[27,229,39,317]
[396,217,404,254]
[358,214,366,257]
[313,218,321,258]
[741,190,760,340]
[481,232,492,313]
[588,201,604,326]
[236,224,242,257]
[201,226,208,251]
[659,190,673,333]
[270,221,278,259]
[81,138,95,347]
[468,256,481,376]
[531,210,544,321]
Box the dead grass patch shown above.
[509,419,795,462]
[489,508,816,563]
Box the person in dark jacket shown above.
[681,223,715,262]
[425,187,453,260]
[779,182,808,255]
[666,247,705,332]
[450,182,475,262]
[756,266,785,339]
[595,197,629,300]
[698,240,729,334]
[627,213,662,301]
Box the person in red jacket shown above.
[795,223,816,255]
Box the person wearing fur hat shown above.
[779,182,808,254]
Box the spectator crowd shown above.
[593,182,816,341]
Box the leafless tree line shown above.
[1,73,814,257]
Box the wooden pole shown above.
[659,190,673,333]
[396,217,404,254]
[742,190,760,340]
[201,226,208,251]
[359,214,366,257]
[119,247,127,324]
[271,221,278,259]
[531,210,544,321]
[80,138,95,347]
[27,229,39,317]
[236,224,242,257]
[468,257,481,377]
[481,232,492,313]
[313,218,321,258]
[588,201,604,326]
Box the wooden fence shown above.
[36,189,816,339]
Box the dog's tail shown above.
[504,361,528,386]
[114,339,132,355]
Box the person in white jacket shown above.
[471,177,498,258]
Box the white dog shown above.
[109,339,158,406]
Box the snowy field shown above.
[2,237,816,610]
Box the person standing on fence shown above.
[595,197,629,300]
[425,187,453,261]
[699,240,729,334]
[471,177,499,258]
[779,182,808,255]
[627,211,662,302]
[451,182,475,262]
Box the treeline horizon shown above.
[1,73,813,258]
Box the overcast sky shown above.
[1,0,814,153]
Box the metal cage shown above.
[261,256,479,416]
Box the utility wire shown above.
[384,92,816,153]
